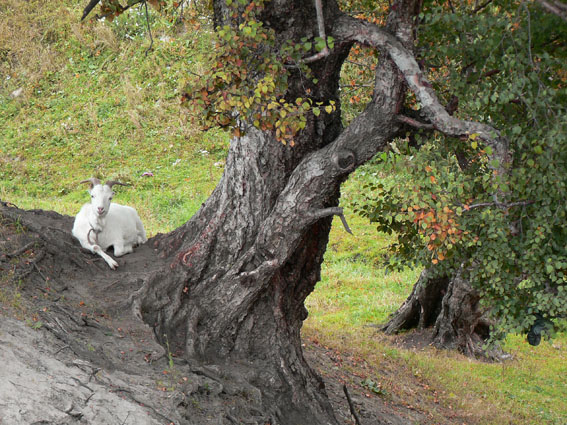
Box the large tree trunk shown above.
[130,1,415,423]
[382,268,495,358]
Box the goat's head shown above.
[81,178,129,217]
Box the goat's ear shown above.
[80,178,101,190]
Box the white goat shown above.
[72,178,147,269]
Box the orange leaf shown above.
[430,175,436,184]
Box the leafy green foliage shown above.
[181,0,336,144]
[353,0,567,341]
[0,0,227,235]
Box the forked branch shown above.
[335,14,510,175]
[535,0,567,21]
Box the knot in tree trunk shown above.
[331,149,356,172]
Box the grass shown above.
[1,0,225,235]
[305,175,567,424]
[1,1,566,424]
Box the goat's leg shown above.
[76,236,118,269]
[113,243,133,257]
[92,245,119,269]
[135,219,147,245]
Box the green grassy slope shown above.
[1,1,565,424]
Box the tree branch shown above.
[81,0,100,21]
[309,207,353,234]
[343,385,362,425]
[82,0,146,22]
[144,1,154,56]
[302,0,331,63]
[472,0,494,14]
[334,14,510,177]
[465,200,535,210]
[534,0,567,21]
[397,114,434,130]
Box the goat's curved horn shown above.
[105,180,130,189]
[80,178,101,189]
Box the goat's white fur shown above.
[72,178,147,269]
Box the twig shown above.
[310,207,353,234]
[120,412,131,425]
[4,241,36,258]
[70,376,95,393]
[302,0,330,63]
[32,261,49,281]
[103,280,121,290]
[339,82,374,91]
[89,0,145,22]
[81,0,101,21]
[13,249,46,281]
[343,384,362,425]
[144,1,154,56]
[397,114,434,130]
[465,200,535,210]
[447,0,456,13]
[534,0,567,21]
[472,0,493,14]
[84,392,95,405]
[345,59,375,69]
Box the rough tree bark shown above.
[381,268,494,358]
[118,0,511,418]
[133,1,411,422]
[131,1,419,423]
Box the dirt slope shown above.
[1,201,459,424]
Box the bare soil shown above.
[0,201,467,424]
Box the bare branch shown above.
[81,0,100,21]
[534,0,567,21]
[144,1,154,56]
[343,385,362,425]
[302,0,330,63]
[309,207,353,234]
[466,200,535,210]
[334,14,510,175]
[82,0,146,22]
[397,114,434,130]
[345,59,375,69]
[472,0,494,14]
